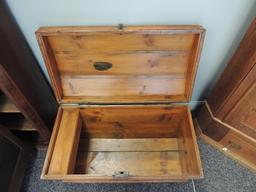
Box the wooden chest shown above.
[36,25,205,183]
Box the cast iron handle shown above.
[228,140,242,150]
[223,140,242,151]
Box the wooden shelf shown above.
[0,93,20,113]
[11,130,48,147]
[0,92,33,131]
[0,113,36,131]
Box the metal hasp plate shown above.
[112,171,129,178]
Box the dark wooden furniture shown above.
[196,18,256,171]
[0,125,32,192]
[36,25,205,182]
[0,1,57,142]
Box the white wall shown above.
[5,0,256,108]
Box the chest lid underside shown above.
[36,25,205,104]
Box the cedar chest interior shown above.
[37,25,205,182]
[43,105,202,182]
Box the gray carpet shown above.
[22,139,256,192]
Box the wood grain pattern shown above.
[219,130,256,165]
[48,33,195,53]
[196,102,256,172]
[75,138,181,176]
[62,95,187,103]
[37,25,204,35]
[38,25,204,182]
[79,105,185,123]
[197,102,229,142]
[224,80,256,139]
[185,32,205,100]
[36,36,63,101]
[62,75,186,97]
[52,175,190,183]
[78,138,178,152]
[36,25,205,103]
[79,106,183,138]
[42,105,203,182]
[41,108,63,179]
[208,18,256,118]
[56,52,189,75]
[75,151,182,176]
[178,108,202,177]
[196,121,256,172]
[196,19,256,172]
[199,133,256,173]
[218,57,256,121]
[48,108,81,175]
[80,123,179,139]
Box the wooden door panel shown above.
[224,83,256,139]
[0,125,32,192]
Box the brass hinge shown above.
[60,101,189,107]
[60,103,79,107]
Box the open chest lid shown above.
[36,25,205,104]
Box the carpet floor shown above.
[22,139,256,192]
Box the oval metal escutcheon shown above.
[93,62,112,71]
